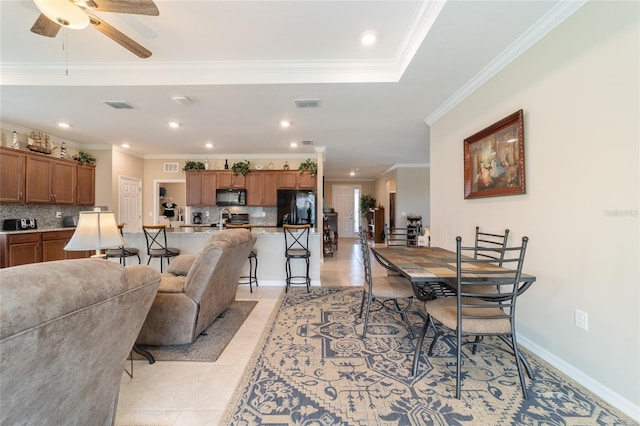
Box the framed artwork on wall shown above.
[464,109,526,199]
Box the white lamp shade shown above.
[34,0,90,29]
[64,211,124,251]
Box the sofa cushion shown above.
[159,274,186,293]
[166,255,196,276]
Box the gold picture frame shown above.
[464,109,526,199]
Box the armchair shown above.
[136,228,256,346]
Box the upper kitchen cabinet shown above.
[246,171,277,206]
[186,171,217,206]
[0,147,26,203]
[76,164,95,206]
[277,171,316,189]
[217,171,246,189]
[26,155,76,204]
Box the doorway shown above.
[118,176,142,232]
[153,179,186,226]
[332,184,361,238]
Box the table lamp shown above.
[64,210,124,258]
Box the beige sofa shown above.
[136,228,257,346]
[0,258,160,426]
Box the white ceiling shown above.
[0,0,583,179]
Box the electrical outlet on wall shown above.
[575,309,588,331]
[55,212,61,218]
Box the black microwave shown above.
[216,189,247,206]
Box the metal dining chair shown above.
[225,223,258,293]
[412,236,533,399]
[283,224,311,292]
[474,226,510,265]
[385,223,411,247]
[142,224,180,272]
[358,228,415,338]
[105,223,140,266]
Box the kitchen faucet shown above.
[219,208,231,230]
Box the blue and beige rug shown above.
[223,288,635,425]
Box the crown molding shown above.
[424,0,587,126]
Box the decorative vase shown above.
[224,159,229,170]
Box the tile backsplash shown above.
[0,205,104,230]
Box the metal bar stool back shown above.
[225,223,258,292]
[283,224,311,292]
[142,224,180,272]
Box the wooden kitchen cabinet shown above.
[277,171,299,189]
[298,171,316,189]
[0,230,90,268]
[0,232,42,268]
[186,171,217,206]
[76,164,95,206]
[216,171,245,189]
[42,230,90,261]
[246,171,277,206]
[25,155,77,204]
[0,147,26,204]
[277,170,316,189]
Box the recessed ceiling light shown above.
[350,171,355,176]
[171,96,192,105]
[205,143,214,149]
[168,121,180,129]
[121,143,130,149]
[290,142,298,148]
[280,120,291,128]
[57,122,71,128]
[361,31,377,46]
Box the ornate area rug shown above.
[133,300,257,362]
[222,288,634,425]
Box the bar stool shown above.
[142,224,180,272]
[225,224,258,292]
[105,224,141,266]
[283,224,311,292]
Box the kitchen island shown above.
[122,227,321,286]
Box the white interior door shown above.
[119,176,142,232]
[332,184,360,238]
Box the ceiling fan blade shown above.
[83,0,159,16]
[88,14,152,58]
[30,13,61,37]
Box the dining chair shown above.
[283,224,311,292]
[142,224,180,272]
[385,223,411,247]
[412,235,532,399]
[225,223,258,293]
[105,224,141,266]
[474,226,510,265]
[358,228,415,338]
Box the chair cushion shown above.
[166,255,196,276]
[286,248,310,257]
[370,276,414,299]
[159,274,186,293]
[425,297,511,334]
[149,248,180,256]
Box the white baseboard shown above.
[518,334,640,422]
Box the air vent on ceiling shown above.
[102,101,134,109]
[171,96,192,105]
[164,163,179,173]
[294,99,320,108]
[301,140,313,146]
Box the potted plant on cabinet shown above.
[72,151,96,166]
[231,160,251,176]
[298,159,318,176]
[182,161,206,172]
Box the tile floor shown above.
[115,238,375,426]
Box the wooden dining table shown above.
[370,245,536,302]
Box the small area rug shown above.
[222,288,634,425]
[133,300,257,362]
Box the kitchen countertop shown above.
[1,226,319,236]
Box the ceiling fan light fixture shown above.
[34,0,90,29]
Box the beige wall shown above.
[430,1,639,410]
[396,167,429,226]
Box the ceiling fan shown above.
[30,0,158,58]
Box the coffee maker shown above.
[193,212,202,224]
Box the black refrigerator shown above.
[277,190,316,227]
